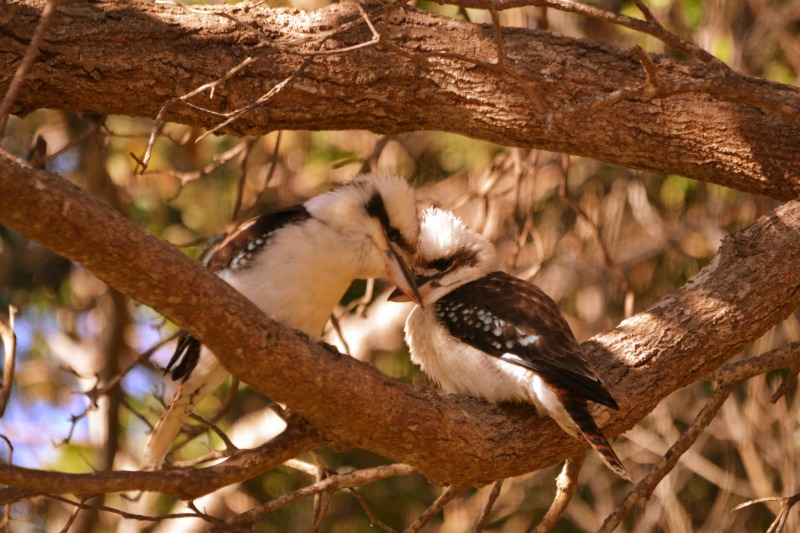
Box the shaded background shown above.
[0,0,798,531]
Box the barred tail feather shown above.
[143,349,229,467]
[551,385,632,482]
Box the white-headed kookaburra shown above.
[144,175,422,466]
[391,207,631,481]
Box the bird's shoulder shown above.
[206,205,312,272]
[436,272,618,408]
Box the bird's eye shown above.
[387,227,402,243]
[432,257,454,272]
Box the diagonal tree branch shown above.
[1,148,799,495]
[2,0,799,199]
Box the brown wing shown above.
[436,271,618,408]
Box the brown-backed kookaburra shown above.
[391,207,631,481]
[144,175,421,466]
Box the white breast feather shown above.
[405,305,576,435]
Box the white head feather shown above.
[413,207,503,304]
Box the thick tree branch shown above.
[2,0,800,199]
[1,150,799,496]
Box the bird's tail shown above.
[552,384,632,482]
[143,349,228,467]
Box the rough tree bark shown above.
[2,0,800,200]
[1,148,798,498]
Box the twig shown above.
[136,0,393,171]
[230,138,258,223]
[599,342,800,532]
[283,458,319,477]
[357,135,392,175]
[633,45,660,96]
[528,455,583,533]
[48,493,202,523]
[733,493,800,533]
[558,156,631,300]
[57,496,87,533]
[328,314,352,356]
[439,0,724,67]
[0,0,59,138]
[474,480,503,532]
[165,378,241,458]
[349,487,398,533]
[0,306,17,416]
[770,361,800,403]
[213,463,416,531]
[486,5,505,67]
[197,52,318,141]
[187,412,239,455]
[404,486,464,533]
[309,450,333,533]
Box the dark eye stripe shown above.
[426,248,479,272]
[365,192,409,249]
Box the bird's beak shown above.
[388,272,437,303]
[384,245,423,306]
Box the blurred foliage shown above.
[1,0,799,531]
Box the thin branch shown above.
[349,487,398,533]
[48,493,202,523]
[528,455,583,533]
[599,343,800,532]
[770,361,800,403]
[0,420,324,503]
[212,463,416,531]
[404,486,464,533]
[0,0,59,138]
[486,5,505,67]
[230,138,258,223]
[57,496,87,533]
[473,480,503,533]
[439,0,724,67]
[733,493,800,533]
[559,156,631,298]
[136,0,393,170]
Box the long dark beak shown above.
[384,245,423,306]
[388,272,439,303]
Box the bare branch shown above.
[529,455,583,533]
[0,419,324,503]
[733,493,800,533]
[404,486,464,533]
[599,343,800,532]
[212,463,416,531]
[473,480,503,533]
[0,0,58,137]
[5,2,800,198]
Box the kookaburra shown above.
[391,207,631,481]
[144,175,421,466]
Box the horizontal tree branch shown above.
[0,415,322,503]
[1,149,799,496]
[2,0,800,199]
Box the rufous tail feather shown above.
[553,384,632,482]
